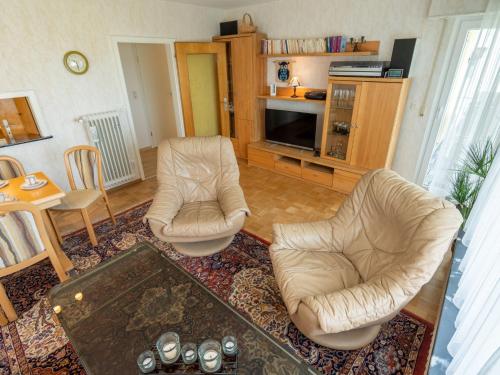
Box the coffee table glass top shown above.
[49,242,318,374]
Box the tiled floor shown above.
[50,158,449,324]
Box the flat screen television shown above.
[265,109,318,150]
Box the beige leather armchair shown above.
[146,136,250,256]
[270,169,462,349]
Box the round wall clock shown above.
[63,51,89,75]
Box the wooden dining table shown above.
[0,171,74,275]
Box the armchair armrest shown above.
[218,185,250,223]
[302,271,412,333]
[144,185,183,230]
[271,220,338,252]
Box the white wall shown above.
[118,43,153,149]
[0,0,221,189]
[135,43,178,143]
[224,0,443,181]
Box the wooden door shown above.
[350,82,403,169]
[175,42,230,137]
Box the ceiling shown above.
[167,0,278,9]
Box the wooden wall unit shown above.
[248,77,410,194]
[213,33,266,158]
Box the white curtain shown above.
[424,0,500,197]
[446,152,500,373]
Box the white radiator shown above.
[79,110,138,189]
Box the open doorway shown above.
[117,42,179,179]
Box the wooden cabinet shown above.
[321,77,410,170]
[213,33,266,159]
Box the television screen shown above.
[265,109,317,150]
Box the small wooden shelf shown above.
[257,95,325,103]
[259,51,377,58]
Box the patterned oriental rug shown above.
[0,201,433,375]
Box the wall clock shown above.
[63,51,89,75]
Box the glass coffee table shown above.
[49,242,319,374]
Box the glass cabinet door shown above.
[321,82,360,162]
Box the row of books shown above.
[261,36,348,55]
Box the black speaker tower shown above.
[389,38,416,78]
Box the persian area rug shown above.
[0,201,433,375]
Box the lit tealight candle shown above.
[53,305,62,314]
[203,350,219,369]
[74,292,83,301]
[142,357,153,368]
[163,342,178,360]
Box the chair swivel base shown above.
[172,235,234,257]
[291,304,383,350]
[299,323,381,350]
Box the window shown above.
[0,93,49,147]
[418,16,500,196]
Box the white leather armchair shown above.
[146,136,250,256]
[270,169,462,349]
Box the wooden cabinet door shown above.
[231,36,254,121]
[350,82,403,169]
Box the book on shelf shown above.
[261,36,348,55]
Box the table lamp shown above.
[289,76,301,98]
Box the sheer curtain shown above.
[446,153,500,374]
[424,0,500,197]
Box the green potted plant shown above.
[449,139,498,222]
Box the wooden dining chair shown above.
[49,145,115,246]
[0,201,69,325]
[0,156,26,179]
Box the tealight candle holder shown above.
[198,339,222,373]
[137,350,156,373]
[156,332,181,365]
[181,342,197,364]
[222,336,238,356]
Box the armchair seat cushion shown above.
[271,250,361,315]
[52,189,102,210]
[164,201,236,238]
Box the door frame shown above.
[110,35,185,180]
[175,42,230,137]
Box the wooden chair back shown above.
[64,145,105,193]
[0,156,26,179]
[0,201,54,278]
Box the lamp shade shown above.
[289,76,300,87]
